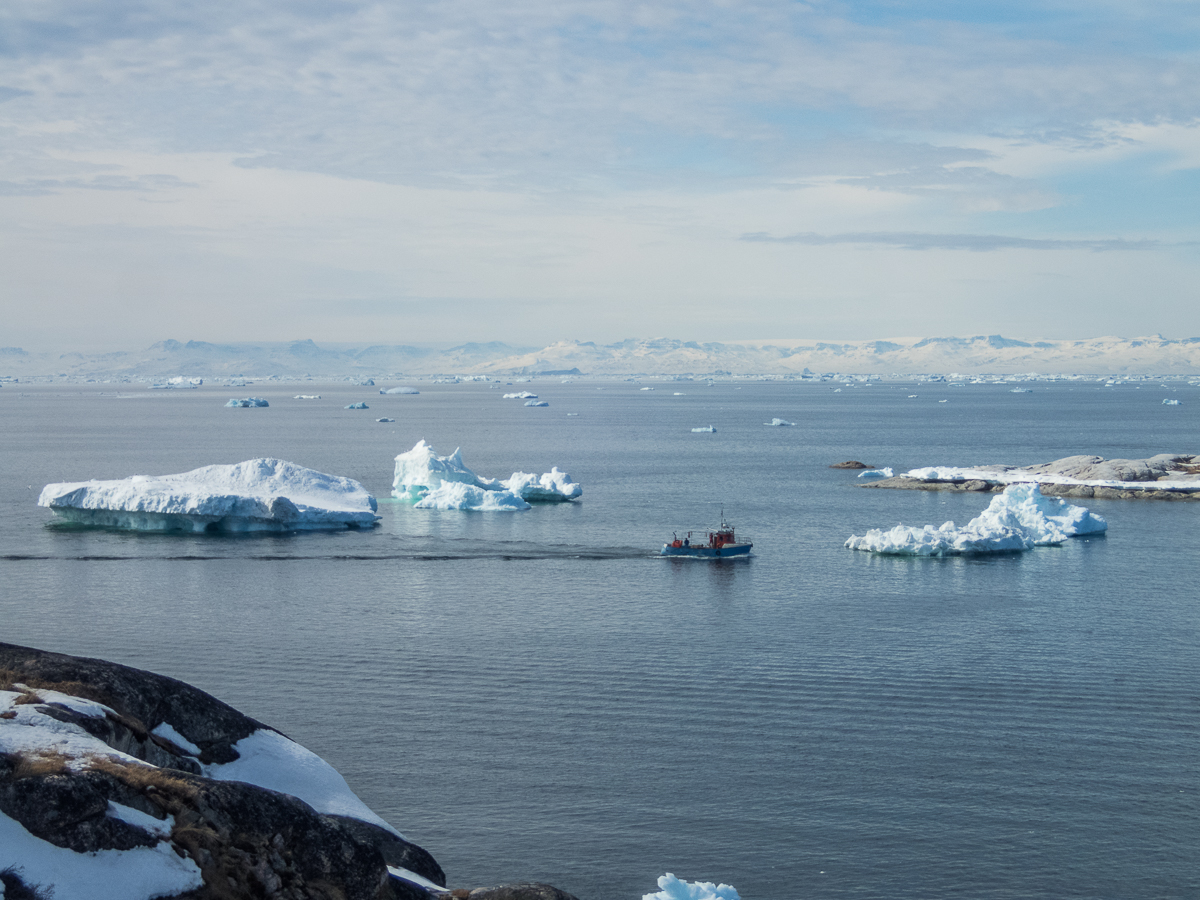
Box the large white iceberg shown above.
[643,873,740,900]
[392,440,581,509]
[845,483,1106,556]
[38,459,380,532]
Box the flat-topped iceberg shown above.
[846,483,1106,556]
[381,386,419,394]
[392,440,581,509]
[524,399,549,407]
[691,426,716,433]
[39,459,380,532]
[225,397,268,408]
[858,467,894,480]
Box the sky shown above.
[2,0,1199,351]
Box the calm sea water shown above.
[2,379,1198,899]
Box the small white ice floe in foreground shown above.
[765,418,794,426]
[858,467,894,480]
[225,397,268,408]
[643,873,740,900]
[691,425,717,433]
[845,483,1106,556]
[344,401,369,409]
[392,440,581,510]
[38,459,380,532]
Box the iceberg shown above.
[38,459,380,532]
[525,399,549,407]
[845,483,1106,556]
[858,467,894,480]
[1163,399,1180,405]
[294,394,321,400]
[643,873,740,900]
[765,418,794,426]
[225,397,268,408]
[344,401,369,409]
[392,440,581,508]
[691,426,716,433]
[376,417,395,423]
[381,386,420,394]
[503,391,538,399]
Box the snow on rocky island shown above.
[846,483,1107,556]
[0,642,579,900]
[38,459,380,532]
[392,440,582,510]
[859,454,1200,500]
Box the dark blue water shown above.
[2,380,1198,899]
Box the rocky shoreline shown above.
[858,454,1200,501]
[0,643,578,900]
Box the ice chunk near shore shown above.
[381,386,419,394]
[858,467,894,480]
[225,397,268,407]
[765,418,794,426]
[644,873,740,900]
[845,484,1105,556]
[691,426,716,433]
[525,399,549,407]
[393,440,581,507]
[38,459,380,532]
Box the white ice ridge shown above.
[381,386,420,394]
[643,873,740,900]
[503,391,537,399]
[765,418,794,426]
[845,483,1107,556]
[691,426,717,433]
[858,467,894,480]
[392,440,581,509]
[38,459,380,532]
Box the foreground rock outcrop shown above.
[860,454,1200,500]
[0,643,577,900]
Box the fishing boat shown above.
[661,517,752,558]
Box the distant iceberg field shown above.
[846,483,1106,556]
[392,440,581,510]
[38,459,380,532]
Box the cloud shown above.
[740,232,1178,252]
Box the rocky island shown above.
[859,454,1200,500]
[0,643,578,900]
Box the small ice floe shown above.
[765,418,794,426]
[381,386,419,395]
[294,394,321,400]
[938,399,948,403]
[344,402,369,409]
[691,426,717,433]
[525,399,549,407]
[503,391,538,399]
[225,397,269,408]
[845,483,1106,556]
[857,467,894,480]
[1163,399,1180,405]
[643,873,740,900]
[566,412,579,416]
[908,394,918,398]
[392,440,581,509]
[640,387,654,391]
[38,459,380,532]
[1010,388,1032,393]
[376,417,395,423]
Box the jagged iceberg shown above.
[858,467,894,480]
[344,401,369,409]
[643,874,740,900]
[38,459,380,532]
[845,483,1106,556]
[525,399,549,407]
[392,440,581,509]
[225,397,268,408]
[503,391,537,399]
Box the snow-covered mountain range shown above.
[4,334,1200,378]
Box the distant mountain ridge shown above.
[3,334,1200,377]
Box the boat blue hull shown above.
[660,543,752,558]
